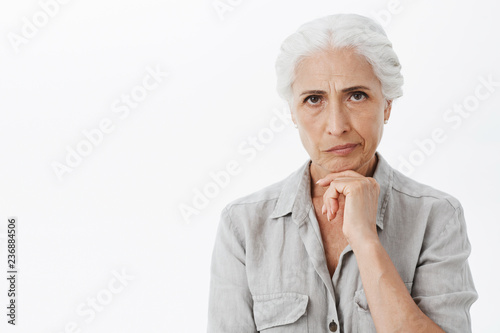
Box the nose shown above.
[326,100,351,135]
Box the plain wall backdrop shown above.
[0,0,499,332]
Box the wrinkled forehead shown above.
[292,48,381,93]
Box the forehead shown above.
[292,47,381,92]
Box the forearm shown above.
[352,238,445,333]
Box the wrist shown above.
[347,231,381,253]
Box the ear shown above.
[384,100,392,121]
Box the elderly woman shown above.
[207,13,477,333]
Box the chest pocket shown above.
[354,282,413,332]
[252,292,308,332]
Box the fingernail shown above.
[316,179,322,184]
[321,205,325,215]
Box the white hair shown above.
[275,13,404,105]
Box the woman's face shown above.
[290,47,391,177]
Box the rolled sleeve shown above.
[412,200,478,332]
[207,206,257,333]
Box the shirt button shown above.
[329,319,338,332]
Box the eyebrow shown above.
[299,85,371,96]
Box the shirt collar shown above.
[269,151,393,230]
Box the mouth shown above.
[324,143,359,156]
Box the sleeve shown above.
[207,206,257,333]
[411,200,478,332]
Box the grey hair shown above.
[275,13,404,105]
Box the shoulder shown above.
[223,175,287,217]
[381,165,471,259]
[216,175,288,247]
[390,167,464,224]
[220,160,306,231]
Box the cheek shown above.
[297,122,323,152]
[355,107,384,137]
[296,108,321,131]
[357,121,383,146]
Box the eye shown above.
[304,95,322,105]
[350,92,368,102]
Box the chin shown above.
[322,157,361,173]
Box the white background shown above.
[0,0,499,332]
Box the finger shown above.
[325,200,330,220]
[326,198,331,221]
[316,170,363,186]
[328,197,337,220]
[324,184,340,221]
[329,196,338,218]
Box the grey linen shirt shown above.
[207,151,478,332]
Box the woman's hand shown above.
[317,170,446,333]
[316,170,380,246]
